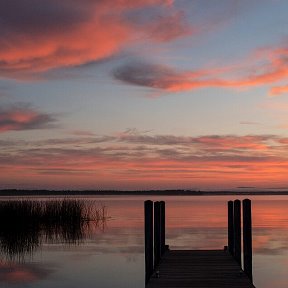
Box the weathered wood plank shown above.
[146,250,255,288]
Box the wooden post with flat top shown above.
[154,201,161,268]
[145,200,153,284]
[234,199,241,266]
[228,200,234,256]
[160,201,165,256]
[243,199,253,281]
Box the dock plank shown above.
[146,250,255,288]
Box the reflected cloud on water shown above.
[0,261,54,285]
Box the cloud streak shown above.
[1,131,288,189]
[113,62,220,93]
[113,44,288,95]
[0,104,57,133]
[270,84,288,96]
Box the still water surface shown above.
[0,195,287,288]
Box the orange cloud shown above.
[1,132,288,189]
[113,45,288,95]
[0,104,56,132]
[270,85,288,96]
[0,0,189,78]
[113,62,223,92]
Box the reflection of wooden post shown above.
[160,201,165,256]
[243,199,253,281]
[145,200,153,284]
[228,201,234,255]
[154,201,161,268]
[234,199,241,266]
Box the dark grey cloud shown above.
[0,103,57,132]
[113,62,182,89]
[0,0,94,35]
[240,121,261,125]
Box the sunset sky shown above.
[1,0,288,190]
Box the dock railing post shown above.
[160,201,165,256]
[154,201,161,268]
[234,199,241,267]
[243,199,253,281]
[228,201,234,256]
[145,200,153,284]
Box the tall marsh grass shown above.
[0,199,108,259]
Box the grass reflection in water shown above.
[0,199,108,260]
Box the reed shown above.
[0,199,108,259]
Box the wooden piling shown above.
[243,199,253,281]
[145,200,153,284]
[228,200,234,256]
[154,201,161,268]
[145,199,255,287]
[234,199,241,266]
[160,201,165,256]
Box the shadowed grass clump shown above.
[0,199,108,259]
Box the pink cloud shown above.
[0,104,56,133]
[270,84,288,96]
[0,262,52,284]
[113,62,215,93]
[1,132,288,189]
[145,11,194,42]
[194,135,272,151]
[113,44,288,95]
[0,0,189,77]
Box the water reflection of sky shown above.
[0,196,288,288]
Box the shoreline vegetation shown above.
[0,199,108,259]
[0,189,288,196]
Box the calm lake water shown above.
[0,195,287,288]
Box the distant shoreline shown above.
[1,189,288,196]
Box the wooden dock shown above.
[145,199,255,287]
[146,249,255,288]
